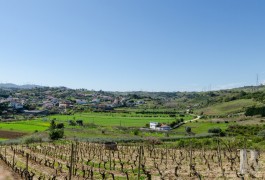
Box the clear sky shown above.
[0,0,265,91]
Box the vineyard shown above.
[0,140,264,180]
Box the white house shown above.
[150,122,171,131]
[150,122,159,129]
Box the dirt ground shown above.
[0,130,27,139]
[0,160,21,180]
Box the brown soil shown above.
[0,160,21,180]
[0,130,27,139]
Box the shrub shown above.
[68,120,76,126]
[208,128,222,134]
[133,129,140,136]
[258,130,265,138]
[144,137,162,145]
[56,123,64,129]
[50,120,56,130]
[85,123,97,128]
[76,120,83,126]
[49,129,64,140]
[245,106,265,117]
[23,136,42,144]
[219,131,226,137]
[185,127,191,133]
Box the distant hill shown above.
[195,99,261,116]
[0,83,43,89]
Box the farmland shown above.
[1,86,265,179]
[0,139,264,179]
[0,112,194,140]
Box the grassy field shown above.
[173,121,232,134]
[0,120,49,133]
[0,112,194,139]
[48,112,193,127]
[196,99,260,116]
[0,112,244,141]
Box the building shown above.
[150,122,159,129]
[159,125,171,131]
[150,122,171,131]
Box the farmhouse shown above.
[150,122,171,131]
[150,122,159,129]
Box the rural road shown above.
[184,115,201,123]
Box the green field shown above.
[48,112,193,127]
[0,120,49,133]
[173,121,232,134]
[0,112,241,141]
[0,112,194,140]
[196,99,260,116]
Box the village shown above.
[0,87,147,120]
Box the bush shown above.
[133,129,140,136]
[76,120,83,126]
[68,120,76,126]
[23,136,42,144]
[185,127,191,133]
[144,137,162,145]
[208,128,222,134]
[56,123,64,129]
[49,129,64,140]
[245,106,265,117]
[208,127,226,137]
[85,123,97,128]
[50,120,56,130]
[258,130,265,138]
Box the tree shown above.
[49,129,64,140]
[49,120,64,140]
[0,102,8,115]
[50,120,56,130]
[56,123,64,129]
[185,126,191,134]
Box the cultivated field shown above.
[0,141,264,179]
[0,112,194,140]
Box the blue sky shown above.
[0,0,265,91]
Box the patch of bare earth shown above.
[0,160,21,180]
[0,130,27,139]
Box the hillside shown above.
[195,99,262,116]
[0,83,43,89]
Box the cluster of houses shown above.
[0,88,146,117]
